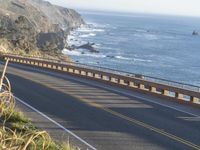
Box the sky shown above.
[47,0,200,17]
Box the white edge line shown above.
[14,96,97,150]
[8,62,200,117]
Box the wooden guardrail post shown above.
[175,92,184,100]
[110,77,117,83]
[119,79,124,85]
[150,86,156,92]
[162,89,169,96]
[139,83,145,90]
[190,96,199,103]
[128,81,135,87]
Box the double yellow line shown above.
[75,96,200,150]
[102,107,200,150]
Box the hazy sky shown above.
[47,0,200,17]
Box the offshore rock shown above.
[192,30,198,36]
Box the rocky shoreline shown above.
[0,0,85,58]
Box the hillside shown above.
[0,0,84,54]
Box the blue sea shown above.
[63,11,200,86]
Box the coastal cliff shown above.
[0,0,84,55]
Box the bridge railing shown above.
[2,54,200,105]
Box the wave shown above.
[145,34,159,40]
[67,35,76,40]
[77,28,105,33]
[62,49,82,56]
[135,29,148,33]
[79,33,96,38]
[85,22,109,28]
[115,56,131,60]
[134,33,159,40]
[83,53,106,58]
[62,49,106,58]
[133,58,152,63]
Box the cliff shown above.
[0,0,84,54]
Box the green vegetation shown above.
[0,81,77,150]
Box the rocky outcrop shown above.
[71,42,99,53]
[0,0,84,53]
[192,30,198,36]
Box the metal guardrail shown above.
[2,54,200,105]
[4,53,200,93]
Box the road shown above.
[1,62,200,150]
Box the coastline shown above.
[62,11,200,86]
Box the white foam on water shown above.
[134,33,159,40]
[79,33,97,38]
[62,49,82,56]
[77,28,105,33]
[145,34,159,40]
[63,49,106,58]
[67,35,76,40]
[133,58,152,63]
[83,53,106,58]
[115,56,131,60]
[135,29,148,33]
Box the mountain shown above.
[0,0,84,54]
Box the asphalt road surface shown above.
[1,62,200,150]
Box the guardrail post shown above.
[42,63,45,67]
[74,70,80,74]
[87,72,91,77]
[47,64,51,68]
[68,68,72,72]
[57,66,62,70]
[190,96,199,103]
[94,73,99,78]
[128,81,135,87]
[53,65,56,69]
[102,75,108,80]
[110,77,117,83]
[118,79,125,85]
[62,67,67,71]
[139,83,145,90]
[175,92,184,100]
[80,70,85,75]
[162,90,169,96]
[150,86,156,92]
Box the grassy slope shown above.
[0,92,76,150]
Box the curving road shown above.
[1,62,200,150]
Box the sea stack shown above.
[192,30,198,36]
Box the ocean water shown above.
[63,11,200,86]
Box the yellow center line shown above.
[70,95,200,150]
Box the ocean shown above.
[63,11,200,86]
